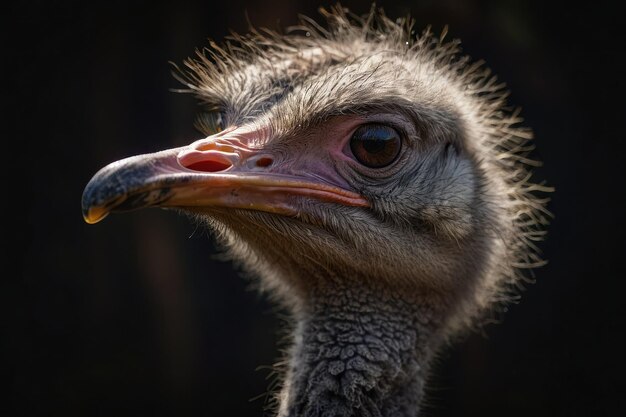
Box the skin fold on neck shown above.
[277,280,443,417]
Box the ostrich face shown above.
[84,57,484,298]
[84,10,546,327]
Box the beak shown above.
[82,135,369,224]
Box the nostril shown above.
[186,160,232,172]
[256,157,273,168]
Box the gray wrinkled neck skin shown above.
[278,281,440,417]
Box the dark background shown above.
[5,0,625,416]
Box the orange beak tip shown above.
[83,206,110,224]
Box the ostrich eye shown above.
[350,124,402,168]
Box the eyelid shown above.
[360,117,413,142]
[356,122,409,150]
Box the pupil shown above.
[363,137,386,154]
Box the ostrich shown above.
[82,7,550,416]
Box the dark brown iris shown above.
[350,124,402,168]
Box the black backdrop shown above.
[5,1,625,416]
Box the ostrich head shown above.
[82,7,549,416]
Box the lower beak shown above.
[82,147,369,224]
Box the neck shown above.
[277,280,441,417]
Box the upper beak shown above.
[82,136,369,224]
